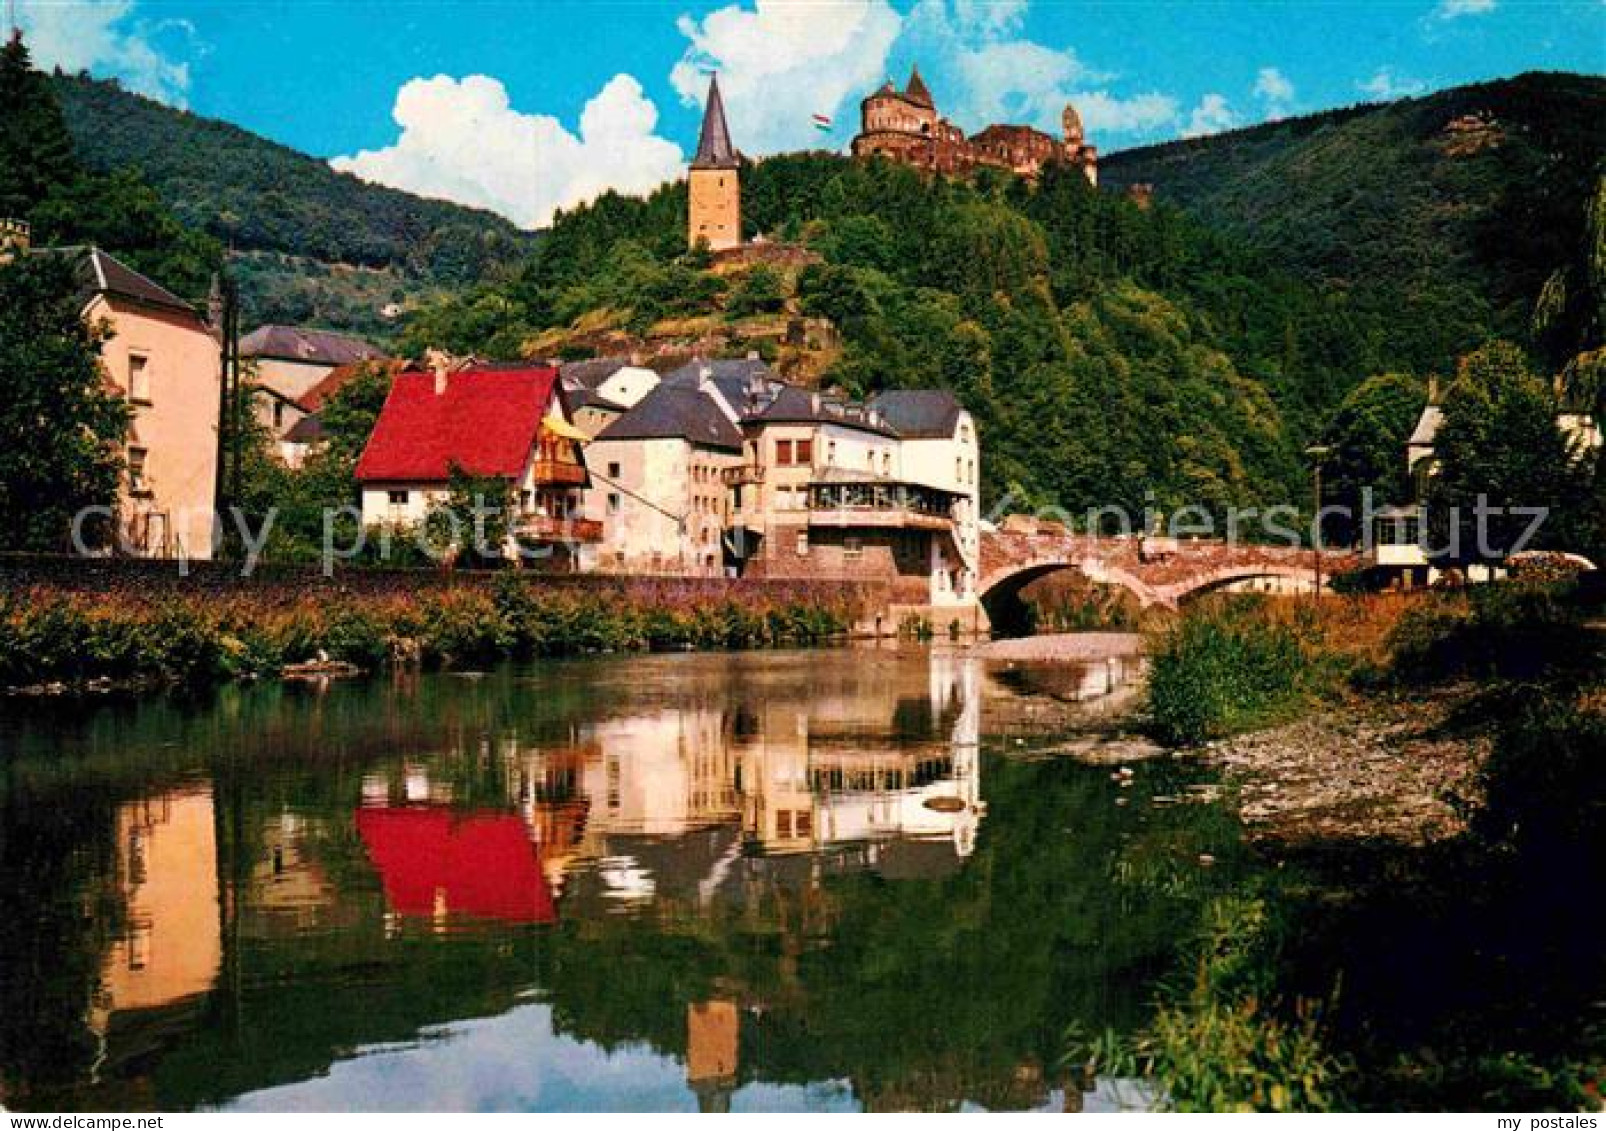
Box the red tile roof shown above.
[297,358,402,413]
[355,364,559,482]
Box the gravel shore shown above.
[969,632,1144,662]
[1204,685,1491,849]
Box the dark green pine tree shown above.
[0,254,131,550]
[0,31,80,221]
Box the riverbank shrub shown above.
[1145,600,1313,744]
[1069,894,1347,1111]
[0,577,860,692]
[1385,580,1596,682]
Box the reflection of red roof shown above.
[355,365,559,483]
[356,806,556,924]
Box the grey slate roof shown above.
[691,74,739,169]
[596,382,744,451]
[559,357,631,389]
[663,358,783,417]
[240,324,384,366]
[751,385,899,437]
[43,247,199,318]
[868,389,965,438]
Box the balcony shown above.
[518,514,603,543]
[806,479,957,531]
[531,458,587,486]
[720,464,765,486]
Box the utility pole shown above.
[1305,444,1331,600]
[211,271,240,554]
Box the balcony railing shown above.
[531,458,587,486]
[720,464,765,486]
[806,480,957,530]
[518,514,603,543]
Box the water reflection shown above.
[0,646,1232,1111]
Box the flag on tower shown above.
[811,113,832,132]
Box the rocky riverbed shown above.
[1203,684,1491,849]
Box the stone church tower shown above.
[687,74,741,252]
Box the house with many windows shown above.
[54,243,222,559]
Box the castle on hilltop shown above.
[850,66,1098,186]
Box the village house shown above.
[354,357,599,567]
[32,235,222,560]
[584,373,745,574]
[1370,384,1601,584]
[851,66,1098,185]
[557,357,662,439]
[239,323,385,448]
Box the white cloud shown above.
[330,74,684,229]
[1435,0,1496,18]
[1253,66,1296,117]
[1183,93,1239,138]
[1358,66,1430,100]
[669,0,903,153]
[898,0,1170,139]
[18,0,193,104]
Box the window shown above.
[826,440,835,465]
[607,493,621,515]
[797,438,813,464]
[843,536,863,560]
[272,401,286,430]
[794,809,812,837]
[127,447,149,494]
[956,457,964,482]
[777,810,792,838]
[127,353,151,403]
[882,451,891,475]
[607,461,621,479]
[388,489,409,507]
[968,459,976,484]
[795,531,809,557]
[776,438,794,465]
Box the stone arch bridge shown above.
[978,526,1363,627]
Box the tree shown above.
[1321,372,1426,544]
[0,255,130,550]
[0,31,79,219]
[1427,342,1589,564]
[424,466,516,567]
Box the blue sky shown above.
[18,0,1605,227]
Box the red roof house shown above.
[356,364,563,482]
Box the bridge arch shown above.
[977,559,1327,633]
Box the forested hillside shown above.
[1102,72,1606,373]
[51,73,539,336]
[405,154,1391,516]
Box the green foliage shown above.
[0,255,130,550]
[1146,600,1317,745]
[1102,73,1606,374]
[0,578,856,690]
[423,466,517,567]
[1321,372,1426,543]
[0,32,78,218]
[1071,894,1347,1112]
[48,72,534,284]
[1386,580,1598,683]
[1427,341,1593,562]
[1474,684,1606,858]
[724,263,786,319]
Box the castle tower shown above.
[688,74,741,252]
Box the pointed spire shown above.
[691,74,738,169]
[903,64,933,108]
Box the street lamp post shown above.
[1305,445,1332,600]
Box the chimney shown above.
[425,347,452,395]
[0,218,30,265]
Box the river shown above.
[0,643,1244,1112]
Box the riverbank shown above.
[0,573,864,694]
[1102,580,1606,1111]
